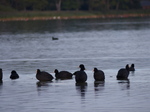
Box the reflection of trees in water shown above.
[118,79,130,90]
[75,82,88,98]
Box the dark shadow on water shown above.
[117,79,130,90]
[36,81,53,96]
[94,81,105,87]
[0,80,3,95]
[94,81,105,91]
[0,80,3,85]
[75,82,88,99]
[36,81,53,87]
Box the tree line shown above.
[0,0,142,11]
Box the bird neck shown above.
[80,68,85,71]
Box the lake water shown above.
[0,17,150,112]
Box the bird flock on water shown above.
[0,64,135,83]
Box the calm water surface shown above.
[0,17,150,112]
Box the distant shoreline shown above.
[0,11,150,22]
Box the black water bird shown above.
[0,68,3,81]
[129,64,135,71]
[93,68,105,81]
[52,37,58,40]
[54,69,73,80]
[10,70,19,79]
[36,69,54,81]
[116,64,130,80]
[74,64,87,83]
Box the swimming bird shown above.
[116,64,130,80]
[52,37,58,40]
[54,69,73,80]
[129,64,135,71]
[74,64,87,83]
[36,69,54,81]
[10,70,19,79]
[0,68,3,81]
[93,68,105,81]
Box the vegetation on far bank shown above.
[0,10,150,21]
[1,0,150,21]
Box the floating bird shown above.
[0,68,3,81]
[93,68,105,81]
[52,37,58,40]
[36,69,54,81]
[129,64,135,71]
[116,64,130,80]
[74,64,87,83]
[10,70,19,79]
[54,69,73,80]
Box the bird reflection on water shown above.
[75,82,88,98]
[94,81,105,91]
[94,81,105,96]
[0,80,3,85]
[118,79,130,90]
[94,81,105,87]
[36,81,50,87]
[36,81,53,96]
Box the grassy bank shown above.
[0,10,150,21]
